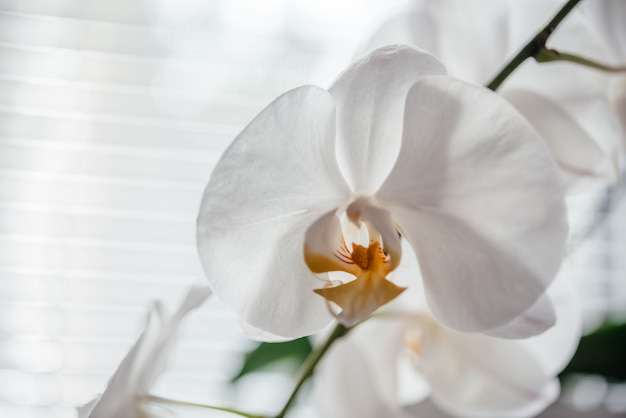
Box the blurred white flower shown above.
[77,285,212,418]
[581,0,626,152]
[364,0,622,190]
[197,45,567,340]
[314,248,581,418]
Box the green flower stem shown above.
[536,48,626,73]
[274,323,350,418]
[142,394,266,418]
[486,0,583,91]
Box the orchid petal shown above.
[485,293,556,339]
[82,286,210,418]
[504,12,623,163]
[238,319,293,343]
[138,285,211,389]
[315,317,413,418]
[364,0,511,84]
[314,273,406,327]
[510,62,621,157]
[384,240,429,312]
[329,45,446,194]
[468,0,623,185]
[423,0,509,83]
[581,0,626,59]
[417,264,580,417]
[614,77,626,145]
[171,285,213,322]
[421,324,560,418]
[362,5,438,61]
[405,400,456,418]
[304,209,358,276]
[84,303,163,417]
[363,1,507,84]
[77,399,99,418]
[197,86,350,338]
[315,339,401,418]
[517,262,582,377]
[396,348,431,406]
[349,315,429,407]
[502,89,618,189]
[377,77,567,332]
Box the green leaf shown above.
[561,322,626,381]
[231,337,313,382]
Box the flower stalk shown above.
[142,394,266,418]
[535,48,626,72]
[274,323,350,418]
[486,0,583,91]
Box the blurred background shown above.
[0,0,623,417]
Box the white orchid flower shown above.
[314,247,581,418]
[364,0,622,190]
[78,285,212,418]
[197,45,567,340]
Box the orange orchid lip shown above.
[308,239,406,326]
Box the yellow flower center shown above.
[351,244,371,270]
[312,239,405,326]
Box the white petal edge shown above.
[517,261,582,377]
[485,292,556,339]
[502,88,619,190]
[81,286,211,417]
[238,319,294,343]
[137,285,212,390]
[84,303,164,417]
